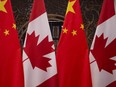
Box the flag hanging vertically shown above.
[56,0,92,87]
[0,0,24,87]
[90,0,116,87]
[23,0,58,87]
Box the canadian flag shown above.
[22,0,58,87]
[89,0,116,87]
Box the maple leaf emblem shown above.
[24,31,54,71]
[91,34,116,74]
[106,81,116,87]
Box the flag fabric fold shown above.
[23,0,58,87]
[56,0,92,87]
[0,0,24,87]
[89,0,116,87]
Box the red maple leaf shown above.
[106,81,116,87]
[91,34,116,74]
[24,31,54,71]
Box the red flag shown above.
[90,0,116,87]
[56,0,92,87]
[23,0,58,87]
[0,0,24,87]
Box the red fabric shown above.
[23,0,58,87]
[98,0,115,25]
[37,74,59,87]
[0,0,24,87]
[90,0,116,86]
[56,0,92,87]
[29,0,46,22]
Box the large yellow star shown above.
[0,0,7,13]
[62,28,68,34]
[71,30,77,36]
[4,29,9,36]
[66,0,76,14]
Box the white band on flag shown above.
[115,0,116,13]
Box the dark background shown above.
[11,0,103,48]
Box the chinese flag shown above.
[56,0,92,87]
[90,0,116,87]
[23,0,58,87]
[0,0,24,87]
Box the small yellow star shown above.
[80,24,84,30]
[71,30,77,36]
[12,23,16,29]
[4,29,9,36]
[62,28,68,34]
[0,0,7,13]
[66,0,76,14]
